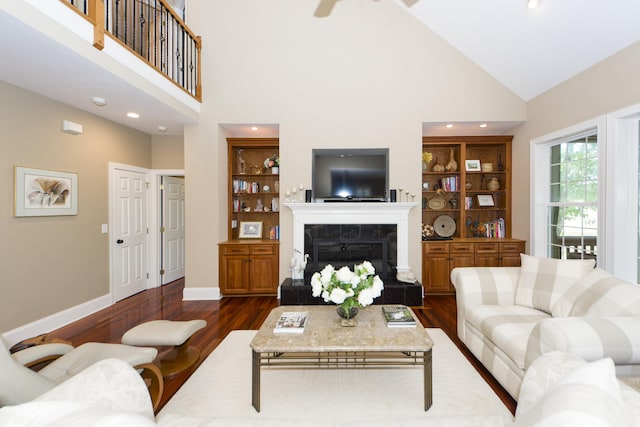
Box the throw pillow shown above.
[551,268,640,317]
[515,254,595,313]
[516,351,585,418]
[515,357,629,427]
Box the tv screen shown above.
[312,148,389,202]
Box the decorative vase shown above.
[272,166,279,175]
[422,161,428,172]
[487,177,500,191]
[445,148,457,172]
[336,306,359,320]
[431,156,445,172]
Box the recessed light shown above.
[157,125,168,132]
[479,123,488,128]
[445,124,453,128]
[251,126,258,131]
[92,96,107,107]
[127,112,140,119]
[527,0,539,9]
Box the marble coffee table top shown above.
[250,305,434,353]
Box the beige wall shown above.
[510,41,640,244]
[185,0,527,290]
[151,135,184,169]
[0,81,152,331]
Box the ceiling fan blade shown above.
[314,0,338,18]
[401,0,419,7]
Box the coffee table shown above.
[250,305,434,412]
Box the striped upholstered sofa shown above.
[451,254,640,400]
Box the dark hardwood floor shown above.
[42,278,516,415]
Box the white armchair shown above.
[1,336,163,410]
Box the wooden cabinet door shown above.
[249,255,277,293]
[423,243,451,293]
[220,253,249,294]
[249,244,278,293]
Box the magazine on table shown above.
[274,311,309,333]
[382,306,417,327]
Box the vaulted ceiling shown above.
[2,1,640,136]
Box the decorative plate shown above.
[434,215,456,237]
[427,196,446,210]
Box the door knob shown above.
[116,239,124,244]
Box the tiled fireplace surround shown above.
[280,202,422,306]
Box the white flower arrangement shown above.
[311,261,384,314]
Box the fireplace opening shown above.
[304,224,397,280]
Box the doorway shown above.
[160,175,186,284]
[110,163,186,302]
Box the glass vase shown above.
[336,306,359,320]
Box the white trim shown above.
[529,116,605,264]
[183,286,221,300]
[1,294,111,348]
[606,103,640,282]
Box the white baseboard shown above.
[183,286,221,301]
[2,294,112,347]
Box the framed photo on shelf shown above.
[465,160,481,172]
[239,221,263,238]
[14,166,78,217]
[477,194,495,207]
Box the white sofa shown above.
[452,254,640,400]
[2,352,640,426]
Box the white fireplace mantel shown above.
[284,202,418,273]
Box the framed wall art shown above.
[465,160,481,172]
[238,221,263,238]
[477,194,495,207]
[14,166,78,217]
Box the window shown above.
[547,133,598,261]
[531,117,604,269]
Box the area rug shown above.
[156,329,513,426]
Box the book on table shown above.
[382,306,417,327]
[274,311,309,333]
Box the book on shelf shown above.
[382,306,417,327]
[274,311,308,333]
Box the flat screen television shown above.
[312,148,389,202]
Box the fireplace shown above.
[304,224,397,280]
[281,202,422,306]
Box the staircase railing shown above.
[61,0,201,101]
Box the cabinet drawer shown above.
[450,243,473,253]
[251,245,275,255]
[500,242,524,253]
[221,245,250,255]
[423,243,449,254]
[475,243,499,254]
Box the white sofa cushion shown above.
[552,268,640,317]
[466,305,550,370]
[515,356,628,427]
[515,254,595,314]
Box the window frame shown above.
[530,117,606,268]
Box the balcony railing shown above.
[61,0,201,101]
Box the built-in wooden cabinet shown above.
[220,138,280,296]
[227,138,280,240]
[422,238,525,294]
[219,241,279,295]
[421,136,525,294]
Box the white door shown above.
[112,167,148,301]
[161,176,186,284]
